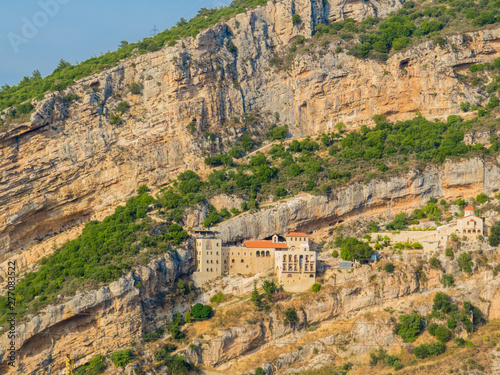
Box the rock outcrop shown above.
[1,0,499,274]
[0,245,193,375]
[216,157,499,243]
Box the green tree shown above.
[262,280,277,301]
[284,307,299,326]
[489,222,500,246]
[384,262,395,273]
[434,325,451,342]
[458,253,473,275]
[251,281,262,308]
[292,14,302,25]
[311,283,321,293]
[394,313,425,342]
[190,303,214,320]
[110,350,132,368]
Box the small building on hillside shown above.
[456,206,484,237]
[193,231,316,292]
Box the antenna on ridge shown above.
[150,25,159,37]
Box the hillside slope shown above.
[1,0,499,269]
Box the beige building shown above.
[193,231,316,292]
[456,206,484,236]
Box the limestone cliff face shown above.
[0,245,193,374]
[216,157,499,243]
[1,0,500,272]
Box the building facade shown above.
[192,231,316,292]
[456,206,484,236]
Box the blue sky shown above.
[0,0,232,86]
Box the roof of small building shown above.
[244,240,288,249]
[465,206,474,211]
[286,232,309,237]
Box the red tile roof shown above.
[244,240,288,249]
[286,232,309,237]
[465,206,474,210]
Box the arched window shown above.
[266,251,270,257]
[241,259,244,263]
[256,251,260,257]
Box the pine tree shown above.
[251,281,262,308]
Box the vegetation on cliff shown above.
[0,186,189,327]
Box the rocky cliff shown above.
[1,0,500,275]
[216,157,499,243]
[0,245,193,374]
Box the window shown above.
[206,260,209,263]
[216,260,219,264]
[216,242,219,246]
[216,252,219,255]
[232,259,235,263]
[206,268,209,272]
[224,260,227,263]
[241,259,244,263]
[246,265,249,268]
[211,268,213,272]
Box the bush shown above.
[384,262,395,273]
[433,292,452,313]
[458,252,473,275]
[110,350,132,368]
[489,221,500,247]
[338,237,374,262]
[130,82,143,94]
[110,114,122,126]
[115,101,130,114]
[312,283,321,293]
[210,292,227,304]
[395,313,425,342]
[75,355,107,375]
[284,307,299,326]
[190,303,214,321]
[292,14,302,25]
[275,187,287,198]
[441,274,455,287]
[434,325,451,342]
[428,322,438,336]
[476,193,489,203]
[332,249,339,258]
[447,317,457,329]
[429,257,441,269]
[413,342,446,358]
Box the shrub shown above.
[476,193,489,204]
[458,252,473,275]
[115,101,130,114]
[130,82,143,94]
[110,350,132,368]
[489,221,500,247]
[332,249,339,258]
[284,307,299,326]
[312,283,321,293]
[275,187,287,198]
[110,114,122,126]
[384,262,395,273]
[210,292,227,304]
[184,311,192,323]
[428,322,438,336]
[292,14,302,25]
[434,325,451,342]
[190,303,214,321]
[229,146,245,159]
[447,317,457,329]
[75,355,107,375]
[441,274,455,287]
[338,237,374,262]
[395,313,425,342]
[433,292,452,313]
[413,342,446,358]
[429,257,441,269]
